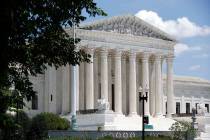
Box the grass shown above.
[47,135,172,140]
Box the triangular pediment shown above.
[81,15,176,42]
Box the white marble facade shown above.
[25,16,210,130]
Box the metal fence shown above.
[48,130,193,140]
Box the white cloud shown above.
[189,65,201,71]
[174,43,190,56]
[174,43,203,56]
[193,53,209,58]
[135,10,210,39]
[191,46,202,51]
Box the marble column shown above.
[149,58,156,116]
[141,53,150,116]
[155,55,163,117]
[101,49,109,101]
[114,50,122,114]
[122,56,128,115]
[129,51,137,116]
[85,49,94,109]
[70,65,78,116]
[94,54,99,108]
[79,63,85,110]
[61,65,70,114]
[166,55,174,118]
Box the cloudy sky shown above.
[84,0,210,80]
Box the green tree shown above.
[0,0,106,128]
[169,121,197,140]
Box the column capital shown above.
[154,54,163,61]
[114,49,122,58]
[166,54,175,62]
[100,48,108,57]
[85,48,95,55]
[140,53,150,61]
[128,50,136,58]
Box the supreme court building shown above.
[25,15,210,131]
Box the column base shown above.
[155,113,164,118]
[128,112,139,117]
[114,111,123,115]
[166,113,172,118]
[97,109,114,114]
[144,112,151,117]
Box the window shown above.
[186,103,190,114]
[205,104,209,113]
[165,102,167,114]
[176,102,180,114]
[99,83,101,99]
[112,84,115,111]
[32,94,38,110]
[195,103,199,114]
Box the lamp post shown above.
[192,107,198,129]
[139,85,149,140]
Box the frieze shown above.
[65,28,175,53]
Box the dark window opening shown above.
[176,102,180,114]
[51,94,53,101]
[186,103,190,114]
[205,104,209,113]
[195,103,199,114]
[99,83,101,99]
[32,94,38,110]
[111,84,115,111]
[165,102,167,114]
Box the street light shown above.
[138,85,149,140]
[192,107,198,129]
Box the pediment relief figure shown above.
[81,15,176,42]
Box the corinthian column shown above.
[114,50,122,114]
[85,48,94,109]
[166,55,174,118]
[129,51,137,116]
[100,49,109,101]
[141,53,150,116]
[155,55,163,117]
[70,65,78,116]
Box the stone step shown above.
[200,132,210,138]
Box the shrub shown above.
[0,110,31,140]
[169,121,196,140]
[29,112,70,140]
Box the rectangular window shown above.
[112,84,115,111]
[195,103,199,114]
[205,104,209,113]
[186,103,190,114]
[32,94,38,110]
[99,83,101,99]
[176,102,180,114]
[50,94,53,101]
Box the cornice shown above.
[65,29,175,53]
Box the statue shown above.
[97,98,110,111]
[197,103,206,116]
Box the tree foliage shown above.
[169,121,197,140]
[0,0,106,128]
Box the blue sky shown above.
[84,0,210,80]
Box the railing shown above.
[48,130,194,140]
[172,113,193,117]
